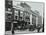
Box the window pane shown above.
[20,11,23,17]
[14,10,18,16]
[32,15,36,24]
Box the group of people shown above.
[12,23,43,34]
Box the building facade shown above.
[5,0,13,31]
[5,1,43,31]
[12,2,41,30]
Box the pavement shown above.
[5,28,42,35]
[14,29,38,34]
[5,29,38,35]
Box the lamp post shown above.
[11,8,15,34]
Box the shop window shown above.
[32,15,36,26]
[25,16,30,21]
[19,17,23,21]
[5,22,11,31]
[20,17,22,19]
[26,17,29,19]
[15,16,18,20]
